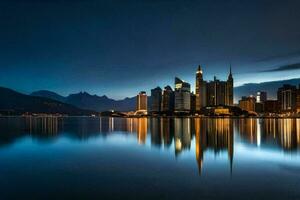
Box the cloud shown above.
[261,63,300,72]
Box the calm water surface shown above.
[0,117,300,199]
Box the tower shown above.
[136,91,148,115]
[226,65,234,106]
[150,87,162,113]
[174,77,191,113]
[195,65,207,111]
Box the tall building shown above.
[162,85,175,113]
[150,87,162,113]
[226,66,234,106]
[277,84,297,113]
[195,65,233,110]
[256,91,267,103]
[206,76,227,106]
[195,65,207,111]
[190,92,196,113]
[174,77,191,113]
[136,91,148,114]
[238,96,256,112]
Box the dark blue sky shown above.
[1,0,300,99]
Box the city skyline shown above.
[1,1,300,199]
[1,0,300,99]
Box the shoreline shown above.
[1,115,300,119]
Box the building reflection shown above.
[24,116,59,136]
[195,118,234,174]
[150,118,162,147]
[174,118,192,155]
[1,116,300,174]
[137,118,147,144]
[236,118,300,151]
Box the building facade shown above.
[162,85,175,112]
[150,87,162,113]
[195,66,207,111]
[238,96,256,112]
[277,84,297,113]
[195,65,233,111]
[190,92,196,113]
[174,77,191,113]
[136,91,148,114]
[264,100,279,113]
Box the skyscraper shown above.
[195,65,233,110]
[226,66,234,106]
[174,77,191,113]
[190,92,196,113]
[195,65,207,111]
[136,91,148,114]
[150,87,162,113]
[162,85,175,113]
[277,84,297,113]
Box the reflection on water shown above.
[0,117,300,173]
[236,118,300,151]
[195,118,234,174]
[1,117,300,199]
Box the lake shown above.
[0,117,299,199]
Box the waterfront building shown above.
[190,92,196,113]
[238,96,256,112]
[256,91,267,103]
[195,65,207,111]
[174,77,191,113]
[195,65,233,111]
[255,102,264,113]
[226,66,234,106]
[264,100,279,113]
[162,85,175,113]
[150,87,162,113]
[136,91,148,114]
[277,84,297,113]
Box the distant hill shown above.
[0,87,95,115]
[31,90,136,112]
[235,78,300,101]
[31,90,66,102]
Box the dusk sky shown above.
[1,0,300,99]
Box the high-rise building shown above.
[195,65,207,111]
[206,76,227,106]
[277,84,297,113]
[190,92,196,113]
[256,91,267,103]
[136,91,148,114]
[162,85,175,113]
[150,87,162,113]
[195,65,233,110]
[226,66,234,106]
[238,96,256,112]
[174,77,191,112]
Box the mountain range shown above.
[31,90,137,112]
[0,87,95,115]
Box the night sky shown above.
[1,0,300,99]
